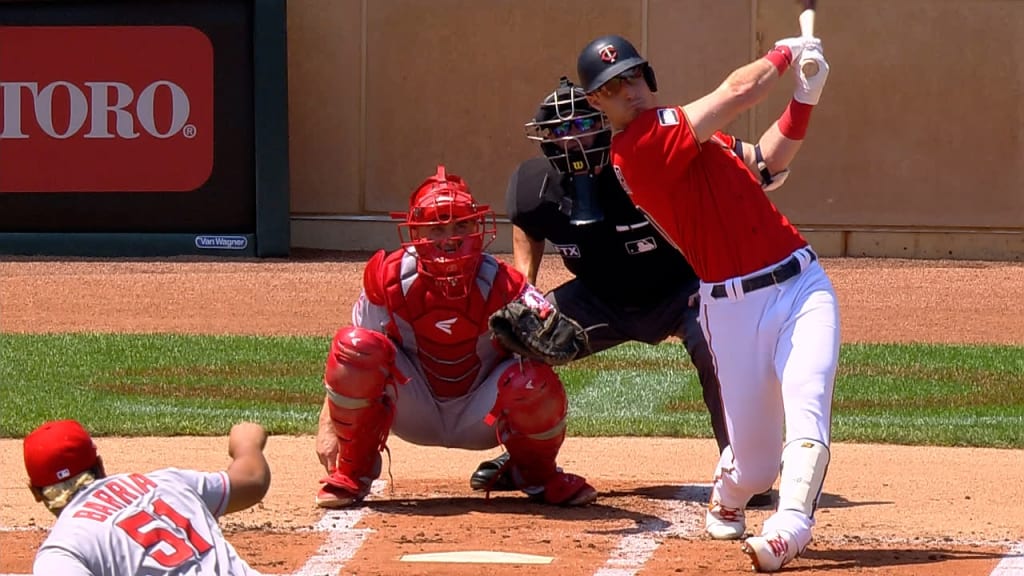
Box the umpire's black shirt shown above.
[507,157,699,307]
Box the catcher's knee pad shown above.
[324,326,404,398]
[777,439,830,519]
[323,326,407,483]
[486,361,568,487]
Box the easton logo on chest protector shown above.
[411,310,477,341]
[435,317,457,335]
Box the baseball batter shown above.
[576,35,838,572]
[314,165,597,509]
[24,420,271,575]
[472,77,754,495]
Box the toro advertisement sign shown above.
[0,26,214,193]
[0,0,268,243]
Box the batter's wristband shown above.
[764,46,793,75]
[778,99,814,140]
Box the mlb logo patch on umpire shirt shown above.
[626,237,658,255]
[657,108,680,126]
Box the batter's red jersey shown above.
[610,106,807,282]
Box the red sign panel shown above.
[0,26,214,192]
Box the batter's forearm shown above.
[720,58,782,110]
[757,122,804,175]
[684,56,785,143]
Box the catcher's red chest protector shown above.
[364,249,527,398]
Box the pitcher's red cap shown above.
[24,420,98,488]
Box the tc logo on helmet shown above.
[598,44,618,64]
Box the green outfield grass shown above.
[1,334,1021,448]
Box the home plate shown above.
[399,550,554,564]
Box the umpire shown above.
[472,77,770,507]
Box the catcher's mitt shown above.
[488,301,589,366]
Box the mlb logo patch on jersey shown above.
[657,108,680,126]
[625,237,658,255]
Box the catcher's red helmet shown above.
[391,166,497,298]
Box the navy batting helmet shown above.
[576,34,657,94]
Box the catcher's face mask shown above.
[392,166,497,299]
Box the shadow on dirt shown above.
[365,494,679,536]
[610,484,892,510]
[800,546,1012,570]
[817,492,893,509]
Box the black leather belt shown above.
[710,251,816,299]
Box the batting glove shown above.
[774,37,823,65]
[794,45,830,105]
[773,37,803,64]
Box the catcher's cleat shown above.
[470,452,518,492]
[746,489,774,509]
[315,471,369,509]
[741,530,800,572]
[706,501,746,540]
[527,472,598,507]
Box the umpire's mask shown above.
[525,77,611,225]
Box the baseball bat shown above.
[798,3,820,78]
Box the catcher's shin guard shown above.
[322,326,407,501]
[485,361,595,505]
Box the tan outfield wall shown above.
[285,0,1024,260]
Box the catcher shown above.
[314,164,595,509]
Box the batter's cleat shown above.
[531,472,598,506]
[469,452,517,492]
[705,501,746,540]
[741,530,800,572]
[315,471,369,509]
[746,489,774,509]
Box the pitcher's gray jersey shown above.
[33,468,259,576]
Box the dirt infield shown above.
[1,253,1023,575]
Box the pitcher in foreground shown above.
[25,419,271,575]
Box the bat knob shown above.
[801,59,820,78]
